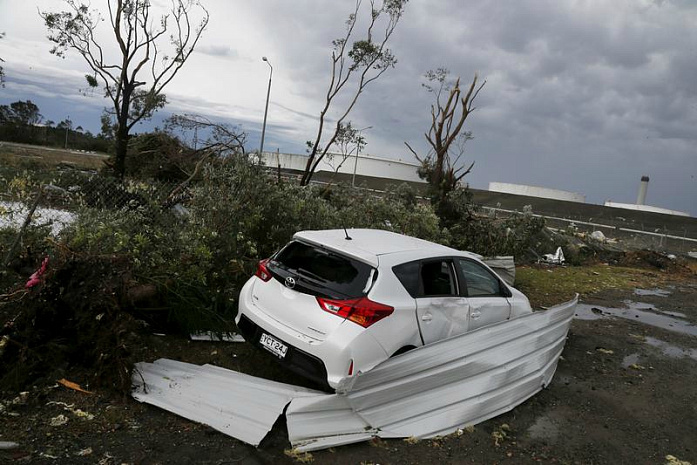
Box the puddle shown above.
[622,300,687,318]
[644,337,697,361]
[634,288,671,297]
[574,303,697,337]
[622,353,640,368]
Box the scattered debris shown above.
[57,378,93,394]
[0,441,19,450]
[628,364,646,371]
[541,247,565,265]
[76,447,93,456]
[284,448,314,463]
[491,424,511,447]
[25,256,50,289]
[596,348,614,355]
[97,452,115,465]
[665,455,692,465]
[482,256,516,286]
[47,401,95,420]
[590,230,606,242]
[189,331,245,343]
[49,414,69,426]
[0,335,8,357]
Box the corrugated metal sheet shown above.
[287,295,577,451]
[482,256,516,285]
[132,359,321,446]
[132,296,577,452]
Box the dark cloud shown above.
[2,0,695,214]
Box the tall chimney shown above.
[636,175,649,205]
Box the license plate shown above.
[259,333,288,359]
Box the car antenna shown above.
[343,227,352,241]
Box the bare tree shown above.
[325,122,366,171]
[41,0,209,179]
[299,0,407,186]
[322,121,367,188]
[406,69,485,202]
[166,113,246,157]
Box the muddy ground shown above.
[1,271,696,465]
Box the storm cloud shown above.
[1,0,695,213]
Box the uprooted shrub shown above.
[51,155,442,336]
[436,187,547,259]
[0,256,145,394]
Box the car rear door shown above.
[395,259,469,345]
[456,258,511,331]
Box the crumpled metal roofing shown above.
[132,359,321,446]
[132,295,577,452]
[287,295,577,450]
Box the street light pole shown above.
[259,57,273,155]
[352,126,372,187]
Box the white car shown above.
[236,229,532,390]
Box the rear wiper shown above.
[297,268,328,283]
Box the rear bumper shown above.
[237,313,331,390]
[236,277,389,389]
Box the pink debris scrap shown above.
[25,256,50,289]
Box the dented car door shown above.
[414,259,470,344]
[457,258,512,331]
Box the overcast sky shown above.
[1,0,696,215]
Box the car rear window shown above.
[268,241,375,299]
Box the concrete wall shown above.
[261,151,424,184]
[488,182,586,203]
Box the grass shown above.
[515,264,667,308]
[0,141,108,171]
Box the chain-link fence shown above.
[480,205,697,255]
[1,164,179,266]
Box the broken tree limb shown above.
[3,186,44,268]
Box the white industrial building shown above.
[488,182,586,203]
[260,151,424,184]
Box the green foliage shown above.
[434,186,546,258]
[126,131,197,181]
[2,154,547,335]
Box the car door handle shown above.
[471,310,481,319]
[421,313,433,322]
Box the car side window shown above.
[393,259,458,298]
[458,259,501,297]
[420,260,457,297]
[393,261,420,298]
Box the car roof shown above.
[293,229,478,267]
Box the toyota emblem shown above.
[285,276,296,289]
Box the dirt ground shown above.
[1,269,696,465]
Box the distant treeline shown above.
[0,100,110,152]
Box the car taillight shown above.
[316,296,394,328]
[255,258,272,282]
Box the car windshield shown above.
[268,241,375,299]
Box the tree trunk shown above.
[114,118,129,180]
[113,88,132,180]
